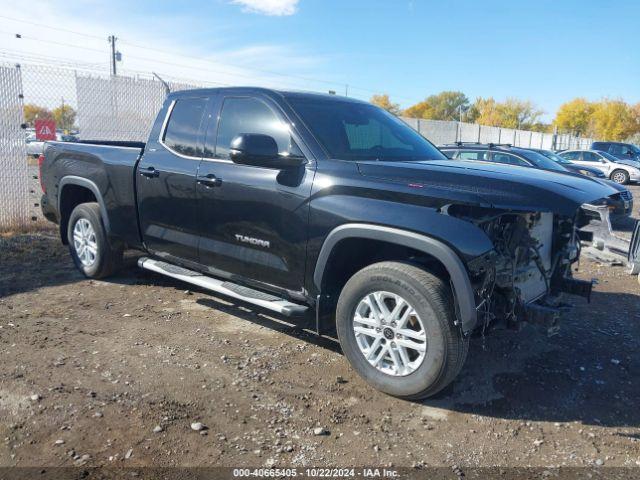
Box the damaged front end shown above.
[444,205,593,336]
[578,202,640,275]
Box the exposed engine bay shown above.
[444,204,593,335]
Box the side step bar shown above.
[138,257,309,317]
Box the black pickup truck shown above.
[39,87,636,399]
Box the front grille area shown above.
[620,190,633,201]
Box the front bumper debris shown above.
[579,204,640,275]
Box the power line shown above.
[0,31,106,55]
[0,14,106,40]
[0,16,423,105]
[0,49,106,69]
[3,32,345,94]
[0,14,354,91]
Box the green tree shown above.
[404,91,469,120]
[23,104,52,126]
[370,93,401,115]
[52,104,76,131]
[553,98,595,135]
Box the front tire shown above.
[67,202,122,279]
[611,169,630,184]
[336,261,468,400]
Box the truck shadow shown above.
[425,290,640,428]
[193,281,640,430]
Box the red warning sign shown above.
[35,119,56,141]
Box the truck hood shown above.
[357,159,619,217]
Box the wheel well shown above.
[610,168,628,178]
[59,185,97,244]
[320,237,450,301]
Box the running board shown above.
[137,257,309,317]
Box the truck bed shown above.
[40,140,145,249]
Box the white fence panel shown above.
[418,119,458,145]
[458,122,480,143]
[479,125,501,144]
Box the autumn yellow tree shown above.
[370,94,401,115]
[52,104,76,131]
[403,91,469,120]
[553,98,595,135]
[629,102,640,136]
[496,98,543,129]
[466,97,500,125]
[23,104,52,126]
[590,100,634,141]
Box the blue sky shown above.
[2,0,639,119]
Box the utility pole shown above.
[108,35,118,76]
[61,97,65,131]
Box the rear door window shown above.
[458,150,489,161]
[582,152,601,162]
[162,98,208,157]
[491,152,530,166]
[440,149,457,159]
[560,151,581,161]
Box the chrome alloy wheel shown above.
[352,291,427,376]
[72,218,98,267]
[612,171,627,184]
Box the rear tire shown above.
[611,169,630,184]
[336,261,468,400]
[67,202,122,279]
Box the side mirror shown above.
[229,134,306,169]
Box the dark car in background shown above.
[439,143,633,216]
[528,148,606,178]
[439,143,569,172]
[591,141,640,163]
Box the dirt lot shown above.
[1,187,639,470]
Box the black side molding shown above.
[58,176,111,233]
[313,223,480,334]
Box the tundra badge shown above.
[235,234,270,248]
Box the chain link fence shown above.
[0,64,28,230]
[0,60,596,230]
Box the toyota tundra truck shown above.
[39,87,640,399]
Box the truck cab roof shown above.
[167,87,368,105]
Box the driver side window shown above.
[582,152,601,162]
[560,151,580,161]
[214,97,293,159]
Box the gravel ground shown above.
[0,186,639,470]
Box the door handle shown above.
[197,173,222,188]
[139,166,160,178]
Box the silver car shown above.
[559,149,640,185]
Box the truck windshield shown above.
[287,97,446,161]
